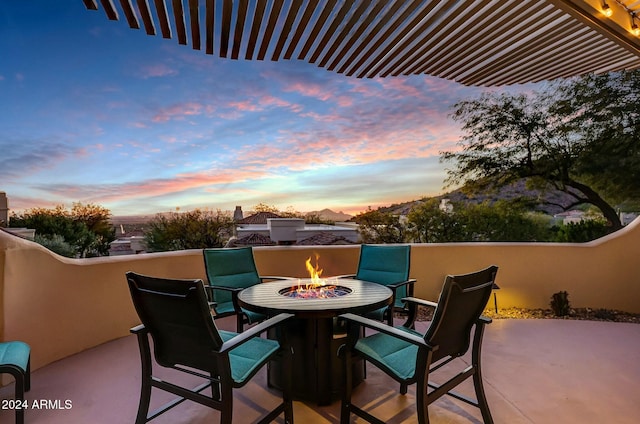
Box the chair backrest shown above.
[126,272,224,371]
[203,247,262,305]
[355,244,411,297]
[424,265,498,361]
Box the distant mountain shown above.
[307,208,353,222]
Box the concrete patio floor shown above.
[1,317,639,423]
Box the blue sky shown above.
[1,2,537,217]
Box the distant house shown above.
[234,209,359,246]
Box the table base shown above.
[268,316,364,405]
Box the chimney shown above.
[233,206,244,221]
[268,218,304,245]
[0,192,8,227]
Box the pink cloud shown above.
[284,81,333,101]
[152,102,204,122]
[139,64,178,79]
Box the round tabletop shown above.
[238,278,392,319]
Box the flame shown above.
[305,254,324,287]
[292,253,333,298]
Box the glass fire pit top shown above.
[279,284,352,299]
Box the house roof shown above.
[225,232,275,247]
[237,211,281,225]
[296,231,355,245]
[83,0,640,86]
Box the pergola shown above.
[83,0,640,86]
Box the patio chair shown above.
[0,341,31,424]
[338,265,499,424]
[126,271,294,424]
[341,244,416,326]
[203,246,293,332]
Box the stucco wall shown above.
[1,218,639,374]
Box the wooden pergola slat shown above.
[231,0,249,59]
[284,0,319,60]
[119,0,140,29]
[99,0,119,20]
[271,0,303,61]
[153,0,171,39]
[137,0,156,35]
[245,0,267,60]
[188,0,200,50]
[172,0,187,45]
[257,0,284,60]
[82,0,640,86]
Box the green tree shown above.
[406,199,463,242]
[456,201,551,242]
[10,203,114,257]
[144,209,235,252]
[442,70,640,232]
[407,199,550,242]
[69,202,115,256]
[354,208,407,243]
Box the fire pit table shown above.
[237,278,392,405]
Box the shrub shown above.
[550,291,571,316]
[144,209,235,252]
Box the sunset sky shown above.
[1,2,541,217]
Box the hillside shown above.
[377,180,577,216]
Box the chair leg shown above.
[236,314,244,333]
[400,382,408,395]
[472,321,493,424]
[13,371,26,424]
[135,334,153,424]
[219,385,233,424]
[24,357,31,393]
[416,373,429,424]
[473,371,494,424]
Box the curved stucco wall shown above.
[1,217,639,373]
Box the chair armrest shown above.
[207,285,244,293]
[387,278,417,290]
[219,313,294,353]
[339,313,430,349]
[207,285,244,311]
[259,276,296,282]
[130,324,147,334]
[478,315,492,324]
[402,296,438,309]
[332,274,356,279]
[400,296,437,328]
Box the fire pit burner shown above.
[279,284,352,299]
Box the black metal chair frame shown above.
[126,272,294,424]
[339,265,498,424]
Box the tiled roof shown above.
[296,232,355,246]
[237,212,281,225]
[226,233,275,247]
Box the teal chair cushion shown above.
[354,326,422,381]
[0,341,30,372]
[219,330,280,384]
